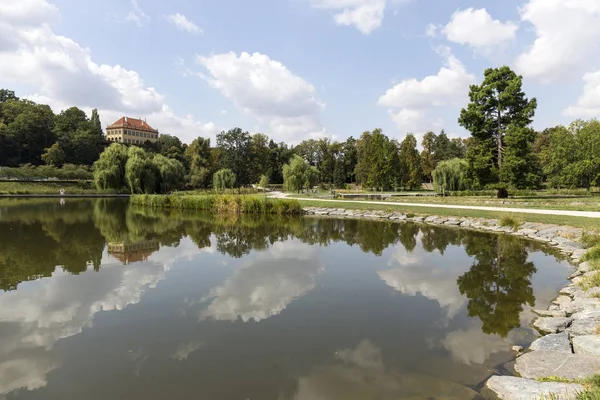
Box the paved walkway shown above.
[270,192,600,219]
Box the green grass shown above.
[582,232,600,248]
[131,194,302,215]
[0,181,109,194]
[499,214,521,231]
[297,199,600,229]
[583,246,600,262]
[536,375,600,399]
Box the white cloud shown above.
[378,49,475,134]
[564,70,600,117]
[0,262,169,396]
[441,8,518,50]
[425,23,439,38]
[196,51,326,142]
[125,0,150,27]
[201,242,323,322]
[309,0,387,34]
[515,0,600,83]
[168,13,202,34]
[441,325,510,365]
[0,0,216,144]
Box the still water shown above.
[0,199,572,399]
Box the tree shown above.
[125,147,157,194]
[93,143,128,190]
[0,89,18,104]
[267,140,293,184]
[259,174,269,190]
[398,134,422,190]
[42,143,66,167]
[499,126,541,188]
[458,235,536,337]
[249,133,270,184]
[186,137,213,188]
[213,168,236,191]
[90,109,103,137]
[432,158,469,195]
[154,154,185,193]
[459,66,537,188]
[283,155,318,193]
[217,128,252,187]
[294,139,320,166]
[355,129,398,191]
[420,131,437,182]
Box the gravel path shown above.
[270,193,600,219]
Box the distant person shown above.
[59,188,65,196]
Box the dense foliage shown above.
[2,76,600,193]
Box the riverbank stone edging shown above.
[301,206,599,399]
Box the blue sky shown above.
[1,0,599,145]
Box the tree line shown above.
[2,64,599,193]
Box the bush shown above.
[582,232,600,248]
[499,214,520,231]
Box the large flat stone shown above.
[572,335,600,355]
[515,351,600,379]
[553,295,573,307]
[529,332,572,354]
[533,317,573,334]
[561,298,600,315]
[567,319,600,336]
[533,309,567,318]
[484,376,583,400]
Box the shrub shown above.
[582,232,600,248]
[583,246,600,262]
[499,214,521,231]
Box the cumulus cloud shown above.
[515,0,600,83]
[168,13,202,34]
[378,250,468,321]
[441,8,518,51]
[196,51,326,142]
[441,325,510,365]
[378,49,475,134]
[0,0,216,144]
[0,262,169,396]
[309,0,387,34]
[564,70,600,117]
[201,242,323,322]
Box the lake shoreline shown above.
[0,194,130,198]
[302,206,598,399]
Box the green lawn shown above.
[297,199,600,230]
[0,181,106,194]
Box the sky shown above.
[1,0,599,146]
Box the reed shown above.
[130,194,302,215]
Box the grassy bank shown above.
[131,194,302,215]
[297,199,600,230]
[0,181,105,195]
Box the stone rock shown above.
[552,237,584,249]
[533,317,573,334]
[567,319,600,336]
[484,376,584,400]
[515,351,600,379]
[444,218,461,226]
[560,285,584,298]
[572,335,600,355]
[533,309,567,318]
[553,295,573,307]
[572,249,588,259]
[572,309,600,320]
[512,345,524,352]
[549,305,561,311]
[579,262,592,273]
[529,332,572,354]
[518,229,538,236]
[568,270,584,280]
[561,298,600,315]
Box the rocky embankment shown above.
[303,207,598,399]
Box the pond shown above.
[0,199,573,399]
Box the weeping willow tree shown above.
[432,158,470,195]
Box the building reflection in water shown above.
[107,239,160,265]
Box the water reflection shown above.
[0,199,570,399]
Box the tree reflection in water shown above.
[458,234,536,337]
[0,198,543,340]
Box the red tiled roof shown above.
[107,117,158,133]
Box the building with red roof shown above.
[106,117,159,144]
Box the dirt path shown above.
[270,192,600,219]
